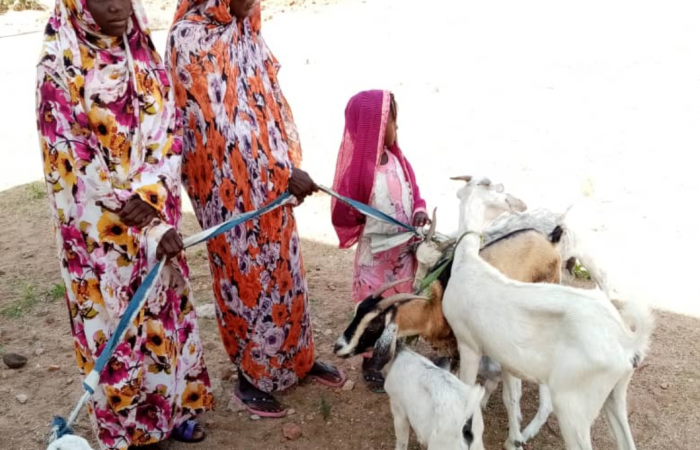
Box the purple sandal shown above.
[171,420,206,443]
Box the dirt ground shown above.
[0,181,699,450]
[1,3,699,449]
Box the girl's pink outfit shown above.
[331,90,426,302]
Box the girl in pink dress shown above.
[331,90,429,392]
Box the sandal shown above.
[362,357,385,394]
[308,361,347,388]
[170,420,206,443]
[233,386,287,418]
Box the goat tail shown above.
[618,299,655,367]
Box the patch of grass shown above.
[319,396,332,421]
[1,282,65,319]
[0,344,5,355]
[26,182,46,201]
[1,283,39,319]
[49,282,66,300]
[573,262,591,280]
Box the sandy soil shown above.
[0,181,698,450]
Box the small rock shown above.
[287,408,296,416]
[48,365,61,372]
[227,400,246,413]
[35,348,45,357]
[3,353,28,369]
[16,394,28,404]
[306,414,315,421]
[323,329,333,336]
[341,380,355,392]
[204,342,217,352]
[282,423,302,441]
[221,367,236,381]
[250,415,261,421]
[66,378,74,385]
[660,382,670,390]
[196,303,217,319]
[328,285,336,292]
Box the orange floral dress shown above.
[166,2,314,393]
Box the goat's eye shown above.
[462,418,473,445]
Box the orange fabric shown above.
[167,1,313,392]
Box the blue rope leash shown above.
[50,192,293,443]
[50,187,416,443]
[317,185,419,236]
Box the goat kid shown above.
[361,309,486,450]
[443,176,654,450]
[47,435,94,450]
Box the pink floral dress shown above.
[352,149,417,301]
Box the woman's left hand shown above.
[120,197,159,229]
[288,167,319,203]
[413,211,430,228]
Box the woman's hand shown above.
[120,197,159,228]
[156,229,184,261]
[230,0,257,19]
[413,211,430,228]
[288,168,319,203]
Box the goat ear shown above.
[437,237,456,252]
[426,208,437,241]
[450,175,472,183]
[505,194,527,212]
[369,318,399,371]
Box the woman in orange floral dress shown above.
[167,0,345,417]
[36,0,213,447]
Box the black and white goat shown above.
[343,306,486,450]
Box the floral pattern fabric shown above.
[353,149,416,301]
[35,0,212,448]
[166,2,314,393]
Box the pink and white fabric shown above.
[330,90,427,302]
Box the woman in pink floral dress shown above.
[331,90,429,392]
[35,0,212,447]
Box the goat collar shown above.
[418,231,483,293]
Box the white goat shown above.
[413,209,562,444]
[365,313,486,450]
[442,176,654,450]
[47,435,94,450]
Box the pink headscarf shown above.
[331,90,426,249]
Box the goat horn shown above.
[426,208,437,241]
[450,175,472,182]
[372,278,413,298]
[378,293,430,309]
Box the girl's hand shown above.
[156,229,184,261]
[288,168,319,202]
[120,197,159,229]
[413,211,430,228]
